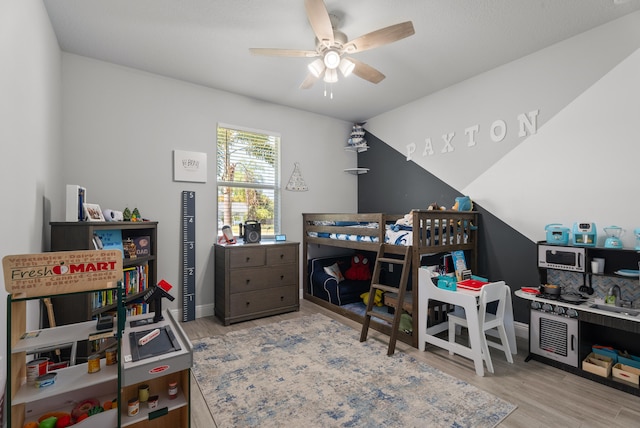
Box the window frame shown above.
[216,123,281,238]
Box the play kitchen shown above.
[518,235,640,396]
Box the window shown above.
[216,124,280,238]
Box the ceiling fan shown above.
[249,0,415,92]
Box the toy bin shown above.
[582,352,613,378]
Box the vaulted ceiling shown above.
[43,0,640,122]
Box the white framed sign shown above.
[173,150,207,183]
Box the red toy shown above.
[345,254,372,281]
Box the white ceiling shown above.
[43,0,640,123]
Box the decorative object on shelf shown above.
[66,184,87,222]
[285,162,308,191]
[102,208,123,222]
[123,207,132,221]
[123,238,137,259]
[131,207,142,221]
[173,149,207,183]
[133,236,151,256]
[344,123,369,173]
[83,203,105,222]
[347,122,367,149]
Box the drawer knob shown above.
[246,257,250,262]
[246,301,250,306]
[280,275,284,280]
[246,279,250,284]
[280,254,284,259]
[280,296,285,301]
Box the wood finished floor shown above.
[184,300,640,427]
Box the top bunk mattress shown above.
[306,220,380,243]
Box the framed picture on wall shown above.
[83,203,105,222]
[173,150,207,183]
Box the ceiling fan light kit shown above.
[308,58,325,78]
[339,58,355,77]
[249,0,415,95]
[323,68,338,83]
[323,50,341,69]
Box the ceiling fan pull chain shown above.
[323,82,333,99]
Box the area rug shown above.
[191,313,516,428]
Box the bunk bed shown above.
[302,210,478,348]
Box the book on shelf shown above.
[92,289,117,309]
[123,263,148,295]
[92,263,148,310]
[126,299,149,316]
[93,229,124,257]
[451,250,467,281]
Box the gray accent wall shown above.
[358,131,538,322]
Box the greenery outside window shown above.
[217,123,280,238]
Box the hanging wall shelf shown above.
[344,168,370,175]
[344,145,369,153]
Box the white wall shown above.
[0,0,62,407]
[60,54,357,317]
[367,11,640,249]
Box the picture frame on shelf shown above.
[83,203,105,221]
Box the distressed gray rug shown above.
[192,313,516,427]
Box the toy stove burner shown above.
[538,292,587,305]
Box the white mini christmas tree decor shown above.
[286,162,308,191]
[347,122,367,148]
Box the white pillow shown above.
[324,263,344,283]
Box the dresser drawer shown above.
[229,286,298,317]
[229,246,265,268]
[266,245,297,265]
[230,265,298,293]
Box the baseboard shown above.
[514,321,528,339]
[169,303,215,321]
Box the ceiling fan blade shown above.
[250,48,319,58]
[299,73,319,89]
[347,57,385,84]
[344,21,415,54]
[304,0,334,47]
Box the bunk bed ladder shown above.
[360,243,412,356]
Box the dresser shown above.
[214,241,300,325]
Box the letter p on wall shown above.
[406,142,416,161]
